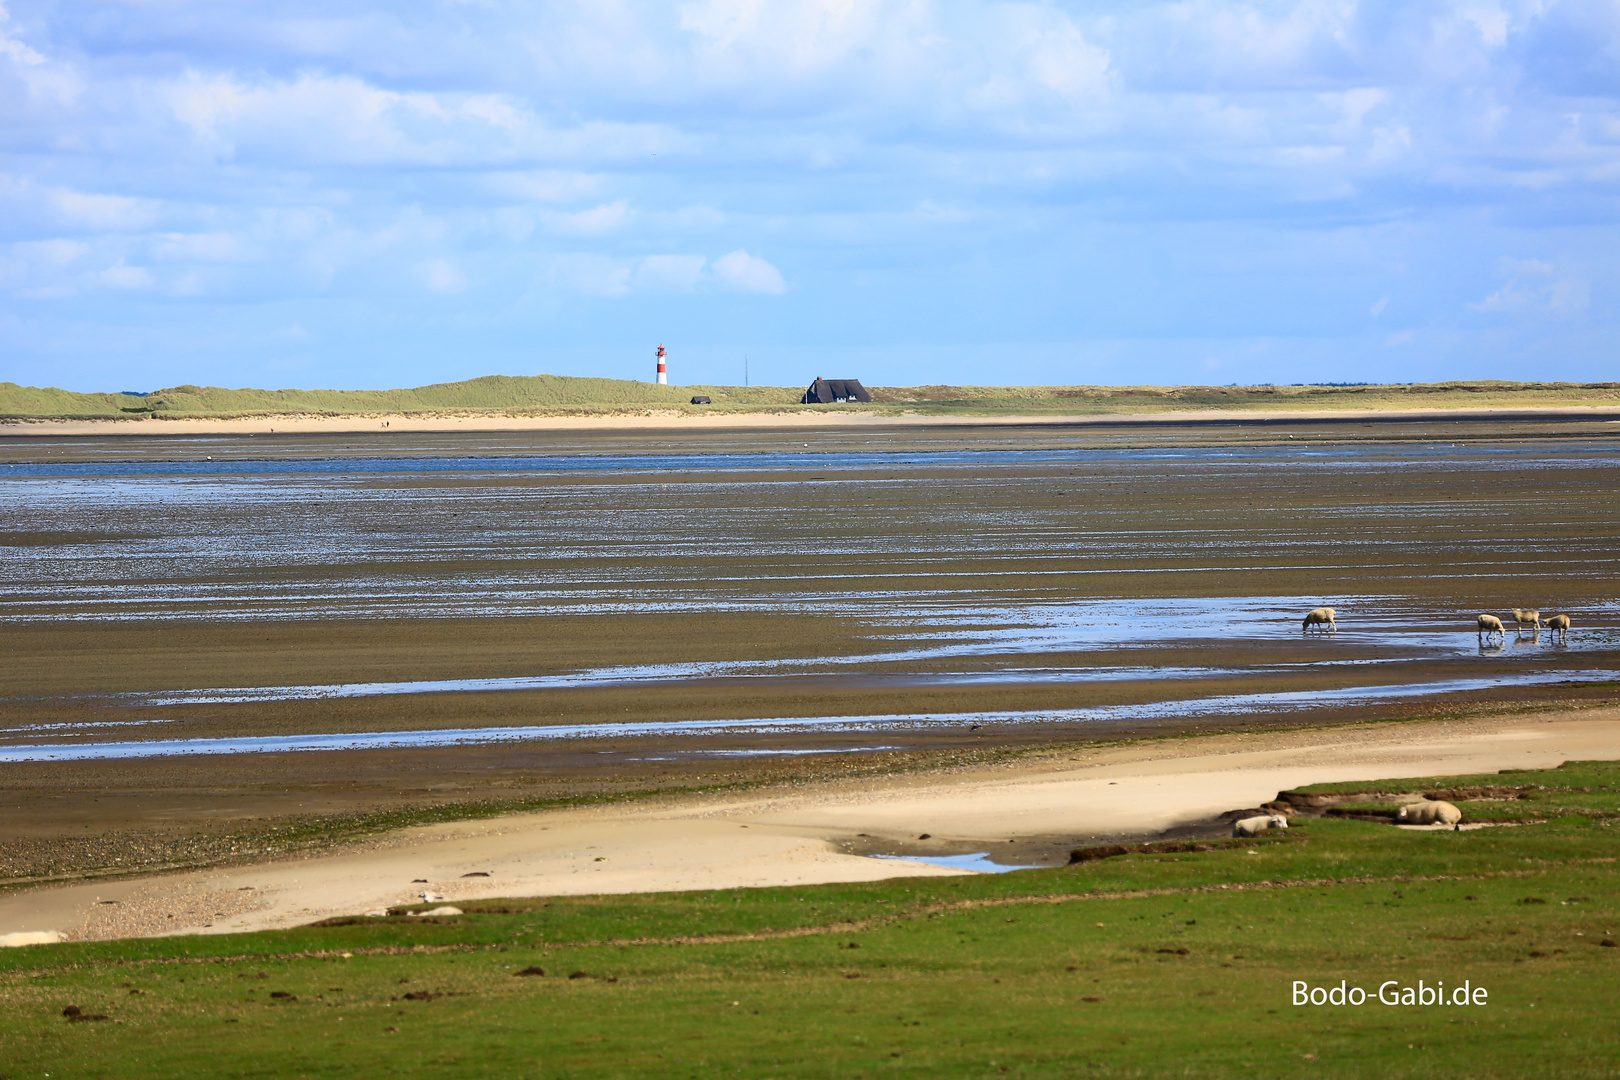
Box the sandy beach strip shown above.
[7,404,1620,438]
[3,706,1616,943]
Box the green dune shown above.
[0,375,801,419]
[3,375,1619,420]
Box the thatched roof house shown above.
[801,377,872,404]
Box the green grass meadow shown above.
[2,762,1617,1078]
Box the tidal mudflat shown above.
[2,415,1618,884]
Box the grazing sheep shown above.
[1302,607,1337,633]
[1511,608,1543,633]
[1232,814,1289,838]
[1476,614,1505,642]
[1396,800,1462,826]
[1545,613,1571,641]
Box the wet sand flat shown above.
[2,414,1618,899]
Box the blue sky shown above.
[1,0,1617,392]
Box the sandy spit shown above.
[2,707,1616,943]
[7,404,1620,437]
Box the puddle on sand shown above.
[5,670,1617,762]
[872,853,1039,874]
[35,662,1324,710]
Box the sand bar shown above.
[3,707,1616,943]
[7,404,1620,438]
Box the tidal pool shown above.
[871,853,1040,873]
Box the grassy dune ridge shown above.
[2,760,1616,1078]
[5,375,1620,420]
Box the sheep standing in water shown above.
[1477,614,1505,643]
[1545,613,1571,642]
[1232,814,1289,838]
[1511,608,1543,634]
[1302,607,1337,633]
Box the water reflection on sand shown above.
[5,671,1616,762]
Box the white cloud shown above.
[15,239,89,265]
[632,254,708,292]
[420,258,467,294]
[0,1,44,67]
[167,72,465,162]
[164,70,674,167]
[548,253,632,297]
[154,233,246,262]
[98,262,153,289]
[678,0,928,85]
[15,284,75,299]
[543,250,785,296]
[711,249,785,293]
[660,205,727,231]
[1461,4,1511,49]
[1472,257,1588,314]
[962,3,1112,120]
[483,171,606,203]
[51,190,155,231]
[1370,296,1389,317]
[543,200,635,236]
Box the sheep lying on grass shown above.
[1232,814,1288,838]
[1396,800,1462,827]
[1546,613,1571,641]
[1477,614,1505,642]
[1,931,64,947]
[1302,607,1336,633]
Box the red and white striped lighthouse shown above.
[655,344,668,385]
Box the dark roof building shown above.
[801,377,872,404]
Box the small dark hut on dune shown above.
[801,377,872,404]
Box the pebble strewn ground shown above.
[0,823,349,887]
[0,830,249,883]
[74,887,271,941]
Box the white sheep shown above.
[1476,614,1504,642]
[1511,608,1543,633]
[1,931,65,947]
[1302,607,1337,633]
[1545,614,1571,642]
[1396,800,1462,826]
[1232,814,1289,838]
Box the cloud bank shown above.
[1,0,1617,389]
